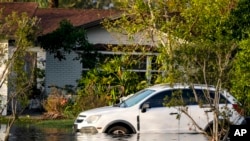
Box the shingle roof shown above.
[0,2,38,17]
[0,2,120,36]
[35,8,119,35]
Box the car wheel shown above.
[107,126,129,135]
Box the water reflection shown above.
[75,133,209,141]
[8,125,74,141]
[0,124,208,141]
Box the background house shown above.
[0,2,158,115]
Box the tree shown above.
[103,0,239,140]
[0,10,39,141]
[231,38,250,116]
[39,20,98,67]
[229,0,250,116]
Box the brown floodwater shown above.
[0,124,209,141]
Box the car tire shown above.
[107,126,129,135]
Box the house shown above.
[0,2,159,115]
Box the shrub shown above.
[42,87,69,119]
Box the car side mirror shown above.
[141,103,150,113]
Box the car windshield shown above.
[119,89,155,107]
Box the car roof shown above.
[145,83,237,104]
[146,83,216,91]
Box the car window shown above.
[207,91,229,104]
[182,89,229,105]
[181,89,197,105]
[120,89,155,107]
[142,90,172,108]
[139,88,230,108]
[175,89,228,106]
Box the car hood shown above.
[78,106,125,116]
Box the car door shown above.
[139,90,181,133]
[177,89,218,132]
[171,89,208,133]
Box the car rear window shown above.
[181,89,230,105]
[142,88,230,108]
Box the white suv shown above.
[74,83,245,134]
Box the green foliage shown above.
[1,11,40,110]
[74,54,147,113]
[228,0,250,40]
[231,37,250,115]
[35,119,74,128]
[0,9,39,140]
[72,93,108,114]
[109,0,237,86]
[228,0,250,116]
[39,20,98,68]
[105,1,242,140]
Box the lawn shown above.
[0,115,75,129]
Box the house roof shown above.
[0,2,120,36]
[35,8,119,35]
[0,2,38,17]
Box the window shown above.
[82,51,159,72]
[181,89,197,105]
[120,89,155,107]
[181,89,229,105]
[143,90,172,108]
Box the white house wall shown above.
[45,51,81,95]
[0,40,8,115]
[86,26,157,46]
[45,25,160,95]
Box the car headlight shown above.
[86,115,101,124]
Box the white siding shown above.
[44,25,160,95]
[0,40,8,115]
[45,52,81,94]
[86,26,157,46]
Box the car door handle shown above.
[205,109,213,113]
[170,112,178,115]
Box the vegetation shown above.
[42,87,70,119]
[74,55,148,111]
[101,0,249,141]
[1,1,249,141]
[35,119,74,129]
[0,116,74,129]
[36,2,250,141]
[231,38,250,116]
[229,0,250,116]
[0,10,40,141]
[39,20,98,66]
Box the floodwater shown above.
[0,124,209,141]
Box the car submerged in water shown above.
[74,83,245,135]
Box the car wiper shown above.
[112,100,128,107]
[113,103,120,107]
[122,100,128,107]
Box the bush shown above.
[73,93,108,114]
[42,87,70,119]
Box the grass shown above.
[0,116,75,129]
[35,119,75,129]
